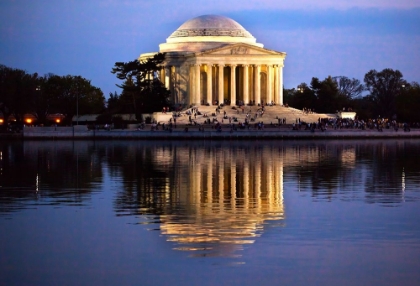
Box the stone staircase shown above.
[169,105,335,126]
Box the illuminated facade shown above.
[139,15,286,106]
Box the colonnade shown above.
[187,63,283,106]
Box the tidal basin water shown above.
[1,139,420,286]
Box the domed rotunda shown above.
[140,15,286,106]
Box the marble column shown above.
[207,64,213,105]
[165,67,170,89]
[254,65,261,105]
[274,65,280,105]
[267,65,272,104]
[195,64,201,105]
[230,64,237,105]
[218,64,224,105]
[171,67,177,104]
[243,65,249,105]
[279,66,283,105]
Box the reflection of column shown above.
[273,158,283,205]
[195,64,201,105]
[207,157,213,204]
[274,65,279,105]
[267,65,272,104]
[243,65,249,105]
[230,157,236,210]
[267,161,273,206]
[219,163,224,211]
[218,64,224,105]
[207,64,213,105]
[244,159,250,209]
[255,158,261,204]
[254,65,261,105]
[279,161,284,204]
[195,156,202,205]
[230,64,237,105]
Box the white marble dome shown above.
[169,15,254,39]
[160,15,263,53]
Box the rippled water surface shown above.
[1,140,420,285]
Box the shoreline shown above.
[12,125,420,140]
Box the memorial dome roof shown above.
[159,15,263,53]
[168,15,254,39]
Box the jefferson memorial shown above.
[139,15,286,107]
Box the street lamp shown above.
[76,94,79,126]
[297,85,304,93]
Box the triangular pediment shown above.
[197,43,285,56]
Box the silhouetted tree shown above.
[46,75,105,125]
[333,76,365,100]
[396,82,420,122]
[0,65,37,126]
[311,76,340,113]
[286,83,316,110]
[364,68,407,118]
[111,53,170,121]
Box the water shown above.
[1,139,420,285]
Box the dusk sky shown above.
[1,0,419,98]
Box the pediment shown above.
[198,44,284,56]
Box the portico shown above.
[140,15,286,107]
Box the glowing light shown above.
[26,119,32,124]
[56,119,61,123]
[0,119,3,123]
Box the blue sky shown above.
[1,0,419,98]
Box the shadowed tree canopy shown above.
[333,76,365,100]
[396,82,420,122]
[364,68,407,118]
[0,65,38,125]
[311,76,341,113]
[0,64,105,126]
[111,53,170,121]
[284,83,316,110]
[44,75,105,125]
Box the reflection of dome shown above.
[169,15,254,39]
[160,15,263,52]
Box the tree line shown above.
[284,69,420,122]
[0,64,105,127]
[2,53,420,129]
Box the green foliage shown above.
[111,53,170,122]
[352,96,375,120]
[0,64,105,126]
[333,76,364,99]
[364,68,406,118]
[311,76,341,113]
[0,65,38,124]
[45,75,105,124]
[285,83,316,110]
[396,82,420,122]
[106,92,121,113]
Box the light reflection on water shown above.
[1,139,420,285]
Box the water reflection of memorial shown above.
[140,145,285,257]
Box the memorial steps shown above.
[171,105,335,126]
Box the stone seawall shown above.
[20,126,420,140]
